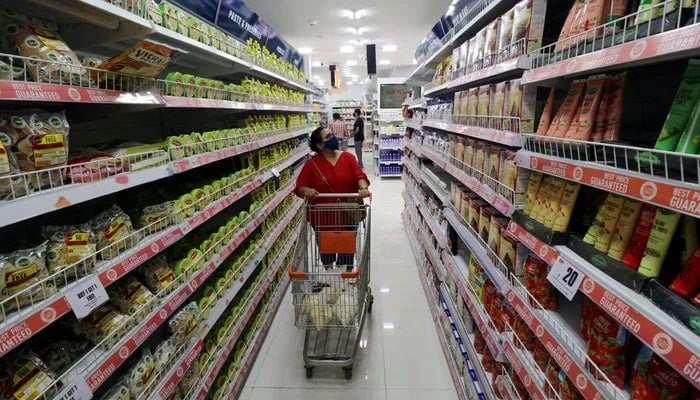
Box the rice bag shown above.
[14,26,87,84]
[0,242,54,311]
[126,350,156,397]
[89,205,135,260]
[108,277,155,315]
[332,292,356,326]
[0,353,57,400]
[42,223,96,277]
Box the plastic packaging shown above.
[95,39,178,79]
[638,208,682,278]
[592,77,611,141]
[126,350,156,397]
[593,193,627,252]
[570,75,607,140]
[499,10,515,53]
[552,181,581,232]
[548,80,586,137]
[622,204,657,269]
[524,171,543,214]
[630,346,692,399]
[42,223,96,276]
[511,0,533,53]
[674,96,700,155]
[586,302,629,388]
[89,205,135,260]
[524,255,557,310]
[602,72,627,141]
[0,242,53,310]
[669,246,700,298]
[14,26,87,84]
[108,277,155,315]
[607,198,643,260]
[537,88,556,135]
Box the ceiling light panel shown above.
[379,60,391,65]
[298,47,313,54]
[340,45,355,53]
[346,60,358,66]
[382,44,397,52]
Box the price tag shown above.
[55,377,92,400]
[271,168,280,178]
[547,256,584,301]
[66,276,109,319]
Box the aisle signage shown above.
[547,256,584,301]
[55,378,92,400]
[66,277,109,319]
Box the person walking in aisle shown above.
[330,112,349,151]
[352,108,365,168]
[296,127,370,270]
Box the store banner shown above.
[165,0,219,23]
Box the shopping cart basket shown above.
[288,193,373,379]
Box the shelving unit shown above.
[0,1,314,399]
[404,0,700,398]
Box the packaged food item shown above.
[0,353,57,400]
[73,305,128,346]
[537,88,557,135]
[560,373,585,400]
[630,345,692,400]
[643,61,700,163]
[96,39,179,80]
[141,255,176,293]
[583,193,625,246]
[169,302,199,343]
[514,315,537,350]
[669,246,700,298]
[552,181,581,232]
[42,223,96,276]
[556,2,581,51]
[602,72,627,141]
[154,337,178,369]
[607,198,643,260]
[544,358,561,398]
[675,96,700,155]
[542,177,567,228]
[14,26,87,84]
[108,277,155,315]
[102,379,131,400]
[89,205,135,259]
[34,340,89,375]
[477,85,491,116]
[548,80,586,137]
[524,171,543,214]
[126,350,156,397]
[605,0,630,33]
[511,0,533,51]
[585,302,629,388]
[592,77,611,141]
[638,208,681,278]
[499,10,515,53]
[482,346,496,373]
[138,200,176,231]
[622,204,657,269]
[569,75,607,141]
[483,19,500,64]
[581,0,607,39]
[593,193,627,253]
[533,339,550,371]
[0,242,53,309]
[524,255,557,310]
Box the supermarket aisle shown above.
[240,154,457,400]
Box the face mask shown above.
[323,135,339,150]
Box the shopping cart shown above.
[288,193,373,379]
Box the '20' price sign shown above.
[547,256,584,301]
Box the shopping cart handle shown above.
[341,267,360,279]
[288,265,306,280]
[314,192,372,200]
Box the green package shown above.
[638,61,700,164]
[675,98,700,155]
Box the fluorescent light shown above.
[354,9,365,19]
[412,58,418,65]
[379,60,391,65]
[346,60,358,66]
[347,27,368,35]
[340,45,354,53]
[349,74,358,79]
[312,61,321,67]
[383,323,395,330]
[380,288,390,293]
[312,75,320,80]
[317,80,325,85]
[342,9,365,19]
[298,47,313,54]
[382,44,397,52]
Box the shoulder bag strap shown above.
[310,158,335,193]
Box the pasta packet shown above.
[108,277,155,315]
[42,223,96,281]
[126,350,156,397]
[0,242,54,311]
[89,205,135,260]
[0,353,57,400]
[14,26,87,84]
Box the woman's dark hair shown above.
[333,113,341,120]
[354,108,361,117]
[309,126,324,152]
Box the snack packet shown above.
[0,242,54,310]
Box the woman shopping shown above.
[296,127,370,270]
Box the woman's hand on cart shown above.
[358,188,370,198]
[299,187,319,198]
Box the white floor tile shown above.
[242,153,456,399]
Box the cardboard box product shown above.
[455,137,466,165]
[480,206,499,242]
[488,216,509,255]
[463,139,475,173]
[499,231,528,277]
[462,191,479,219]
[469,199,488,231]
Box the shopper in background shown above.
[296,127,370,270]
[352,108,365,168]
[330,112,349,151]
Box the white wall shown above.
[328,84,369,103]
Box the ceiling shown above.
[252,0,452,87]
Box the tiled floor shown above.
[240,154,457,400]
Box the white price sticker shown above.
[271,168,280,178]
[547,256,584,301]
[66,276,109,319]
[55,377,92,400]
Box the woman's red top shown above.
[295,152,369,205]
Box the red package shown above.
[511,368,530,399]
[544,357,560,398]
[580,297,595,340]
[533,339,550,371]
[524,255,558,310]
[514,315,537,351]
[630,346,692,400]
[501,301,517,330]
[482,346,496,373]
[492,362,507,387]
[560,375,585,400]
[483,279,497,312]
[474,329,486,354]
[489,292,505,332]
[586,303,630,388]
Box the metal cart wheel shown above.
[343,367,353,380]
[306,366,314,378]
